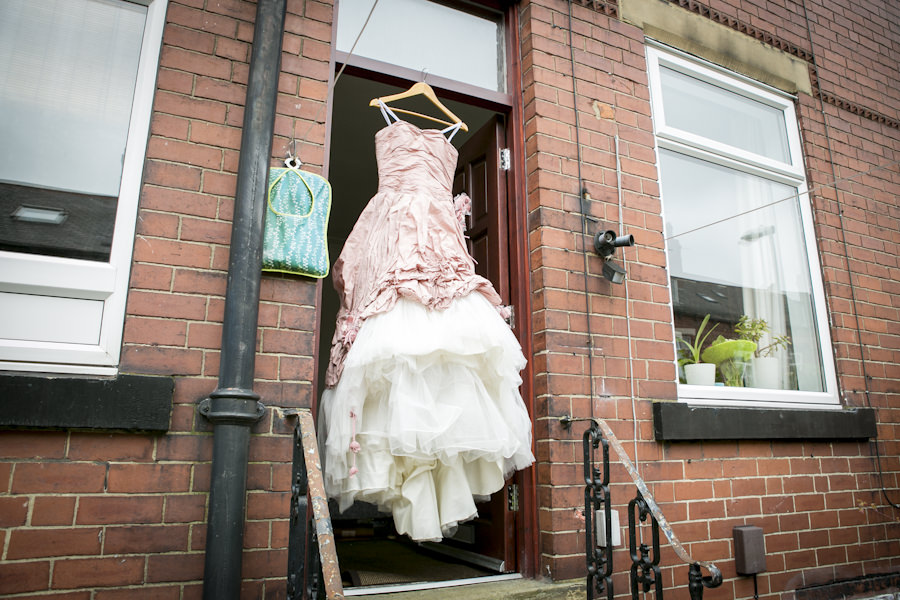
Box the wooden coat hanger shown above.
[369,82,469,132]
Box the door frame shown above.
[317,0,537,578]
[503,5,539,579]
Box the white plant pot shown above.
[752,356,782,389]
[684,363,716,386]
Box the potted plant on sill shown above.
[677,314,718,386]
[701,335,756,387]
[734,315,791,389]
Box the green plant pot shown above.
[701,340,757,365]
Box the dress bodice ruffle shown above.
[325,121,503,388]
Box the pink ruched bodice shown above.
[325,120,503,387]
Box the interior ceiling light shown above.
[11,205,68,225]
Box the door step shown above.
[346,576,583,599]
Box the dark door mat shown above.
[338,539,492,588]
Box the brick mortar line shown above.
[572,0,619,17]
[673,0,899,130]
[574,0,900,130]
[814,87,900,129]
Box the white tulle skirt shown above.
[319,292,534,542]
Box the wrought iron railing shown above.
[562,416,723,600]
[287,409,344,600]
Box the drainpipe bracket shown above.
[199,389,266,425]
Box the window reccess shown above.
[647,44,838,407]
[0,0,166,374]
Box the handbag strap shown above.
[267,168,316,218]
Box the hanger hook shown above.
[420,67,429,83]
[284,138,302,169]
[283,138,302,168]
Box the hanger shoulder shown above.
[369,82,468,132]
[385,107,456,128]
[368,81,430,106]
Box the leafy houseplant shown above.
[734,315,791,389]
[734,315,791,358]
[676,314,718,386]
[702,335,756,386]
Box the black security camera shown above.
[602,259,627,285]
[593,230,634,258]
[592,229,634,284]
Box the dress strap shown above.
[442,121,463,142]
[378,99,400,126]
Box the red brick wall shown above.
[0,0,332,596]
[520,0,900,595]
[694,0,900,122]
[2,0,899,597]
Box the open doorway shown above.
[318,72,521,592]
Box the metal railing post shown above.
[287,410,344,600]
[583,420,614,599]
[563,415,723,599]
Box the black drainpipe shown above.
[199,0,286,598]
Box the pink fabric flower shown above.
[348,409,361,477]
[339,316,359,347]
[454,193,472,232]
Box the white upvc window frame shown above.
[336,0,508,94]
[0,0,167,376]
[646,42,840,409]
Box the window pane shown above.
[662,150,825,392]
[0,0,146,261]
[659,66,790,163]
[337,0,505,92]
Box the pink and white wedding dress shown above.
[319,103,534,542]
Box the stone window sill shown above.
[653,401,876,441]
[0,373,173,431]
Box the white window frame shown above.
[336,0,507,94]
[0,0,167,375]
[647,42,840,409]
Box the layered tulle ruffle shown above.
[319,293,534,542]
[325,258,503,387]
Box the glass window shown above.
[337,0,505,93]
[647,45,838,407]
[658,66,791,164]
[0,0,146,261]
[0,0,166,373]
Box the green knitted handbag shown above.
[262,166,332,278]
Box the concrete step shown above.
[347,577,584,599]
